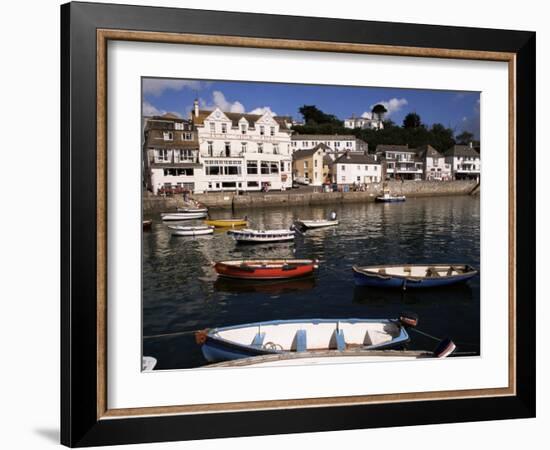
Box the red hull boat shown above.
[214,259,319,280]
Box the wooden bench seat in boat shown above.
[426,267,441,277]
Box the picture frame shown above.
[61,1,535,447]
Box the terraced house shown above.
[291,134,368,154]
[444,143,481,181]
[376,144,424,180]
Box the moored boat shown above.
[230,228,295,244]
[161,211,208,221]
[204,218,248,228]
[294,211,338,230]
[375,191,406,202]
[352,264,478,289]
[195,317,415,363]
[177,207,208,213]
[207,338,457,367]
[214,259,318,280]
[168,225,214,236]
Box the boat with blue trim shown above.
[195,317,413,363]
[352,264,478,289]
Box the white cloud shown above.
[143,101,165,117]
[142,79,206,96]
[248,106,277,116]
[200,90,245,114]
[369,98,408,116]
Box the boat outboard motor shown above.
[329,211,337,221]
[399,312,419,328]
[433,337,456,358]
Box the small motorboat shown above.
[352,264,478,289]
[168,225,214,236]
[214,259,318,280]
[142,356,157,371]
[375,191,406,202]
[294,211,338,230]
[142,220,152,231]
[161,211,208,221]
[204,218,248,228]
[177,207,208,213]
[195,316,415,363]
[230,228,295,244]
[207,338,457,367]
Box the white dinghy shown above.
[294,211,339,230]
[168,225,214,236]
[161,211,208,221]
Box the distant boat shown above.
[161,211,207,221]
[142,356,157,371]
[375,191,406,202]
[207,339,457,367]
[205,218,248,228]
[294,211,338,230]
[195,317,413,363]
[177,207,208,213]
[168,225,214,236]
[142,220,152,230]
[214,259,318,280]
[352,264,478,289]
[230,228,295,244]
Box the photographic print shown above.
[141,78,481,371]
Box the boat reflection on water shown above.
[214,276,316,295]
[353,283,475,306]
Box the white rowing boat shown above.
[177,207,208,213]
[294,211,338,230]
[168,225,214,236]
[230,228,295,243]
[161,211,208,221]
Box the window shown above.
[260,125,265,136]
[340,164,345,171]
[183,132,192,140]
[209,122,215,133]
[304,161,308,169]
[357,165,360,170]
[241,142,247,153]
[221,123,227,134]
[261,161,269,174]
[291,142,297,147]
[315,159,318,167]
[247,181,259,187]
[335,142,340,148]
[247,160,258,174]
[207,142,213,157]
[157,149,169,162]
[270,126,275,136]
[222,182,237,188]
[224,142,231,157]
[225,166,241,175]
[280,161,285,172]
[303,141,308,147]
[258,143,263,153]
[270,162,279,174]
[357,176,361,182]
[347,141,352,147]
[273,144,279,155]
[178,149,193,161]
[240,123,247,134]
[174,123,184,130]
[163,132,173,141]
[342,176,346,182]
[205,166,221,175]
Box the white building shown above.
[331,152,382,185]
[376,145,424,180]
[444,144,480,181]
[344,113,384,130]
[416,145,452,181]
[291,134,368,153]
[191,103,293,192]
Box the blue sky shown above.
[142,78,480,137]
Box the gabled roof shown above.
[444,145,480,158]
[292,146,326,159]
[333,152,379,165]
[416,144,443,158]
[376,144,412,153]
[193,109,290,130]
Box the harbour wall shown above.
[143,180,478,212]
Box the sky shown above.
[142,78,480,138]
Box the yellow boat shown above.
[204,218,248,228]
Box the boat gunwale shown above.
[352,264,478,280]
[216,259,317,268]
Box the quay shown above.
[143,180,479,212]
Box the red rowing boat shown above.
[213,259,319,280]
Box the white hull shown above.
[161,212,207,221]
[296,219,339,229]
[177,207,208,213]
[169,225,214,236]
[231,228,295,243]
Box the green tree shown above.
[403,112,422,129]
[299,105,342,126]
[456,131,474,145]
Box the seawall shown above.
[143,180,478,212]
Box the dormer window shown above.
[174,123,184,130]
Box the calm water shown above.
[143,195,480,369]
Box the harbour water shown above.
[143,195,480,370]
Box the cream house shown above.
[291,145,327,186]
[416,145,452,181]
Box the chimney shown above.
[469,141,473,148]
[193,99,199,118]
